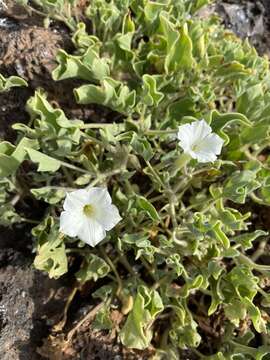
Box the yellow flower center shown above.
[83,204,95,217]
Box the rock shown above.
[0,248,70,360]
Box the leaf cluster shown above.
[5,0,270,357]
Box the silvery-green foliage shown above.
[4,0,270,357]
[0,74,27,92]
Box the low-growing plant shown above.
[0,73,27,92]
[3,0,270,357]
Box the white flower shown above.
[177,119,224,163]
[60,187,121,247]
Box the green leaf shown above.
[190,0,212,13]
[233,230,268,250]
[92,305,113,330]
[243,297,266,333]
[136,195,160,222]
[92,284,114,300]
[120,285,164,349]
[224,299,247,327]
[160,15,194,73]
[75,253,110,283]
[178,275,205,298]
[223,170,261,204]
[0,74,27,92]
[33,218,68,279]
[207,260,224,280]
[166,254,185,277]
[26,90,83,130]
[0,204,21,226]
[240,124,270,145]
[169,300,201,349]
[168,102,196,127]
[142,74,164,106]
[26,148,61,172]
[226,266,258,301]
[232,343,270,360]
[31,187,66,204]
[209,110,252,145]
[52,47,110,82]
[74,77,136,114]
[214,198,250,232]
[236,84,264,119]
[130,133,153,161]
[122,233,158,263]
[85,0,124,40]
[215,61,252,82]
[144,1,165,22]
[72,22,101,50]
[24,90,82,156]
[0,153,20,179]
[0,137,38,178]
[208,277,224,315]
[114,32,134,58]
[212,221,230,249]
[12,137,39,163]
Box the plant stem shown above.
[145,160,166,189]
[173,176,190,194]
[252,240,267,261]
[81,133,104,146]
[229,341,257,356]
[66,248,87,254]
[145,129,176,136]
[53,286,78,332]
[11,194,21,206]
[169,199,178,229]
[149,194,164,203]
[60,160,94,175]
[152,273,171,290]
[20,218,40,224]
[62,167,74,187]
[80,123,117,129]
[117,251,137,276]
[250,193,266,205]
[238,253,270,274]
[99,246,122,296]
[88,168,123,187]
[140,256,157,281]
[174,153,192,172]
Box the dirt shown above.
[0,246,72,360]
[0,10,70,139]
[0,1,270,359]
[0,3,112,141]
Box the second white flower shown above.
[60,187,122,247]
[177,119,224,163]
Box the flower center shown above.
[83,204,95,217]
[191,143,200,151]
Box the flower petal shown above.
[60,210,83,237]
[87,187,112,206]
[177,120,212,154]
[207,133,224,155]
[191,119,212,144]
[192,133,224,163]
[177,123,194,153]
[76,218,106,247]
[178,119,223,162]
[63,189,89,212]
[95,204,122,231]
